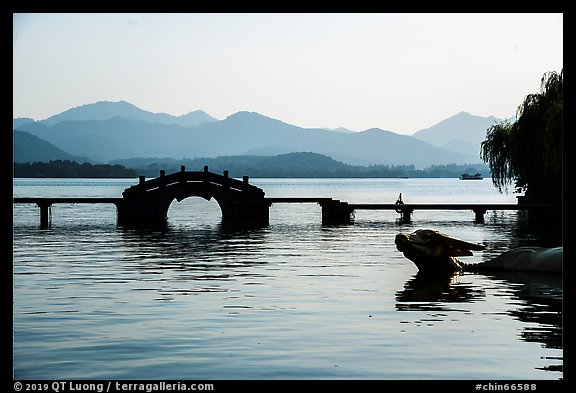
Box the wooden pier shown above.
[347,203,553,223]
[13,197,123,227]
[13,168,555,227]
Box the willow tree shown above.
[480,70,562,205]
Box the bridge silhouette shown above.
[117,166,269,226]
[14,167,555,228]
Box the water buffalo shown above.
[395,229,562,275]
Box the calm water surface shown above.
[12,178,562,380]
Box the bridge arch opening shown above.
[167,196,223,228]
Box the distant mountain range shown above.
[413,111,508,156]
[40,100,218,127]
[13,100,508,168]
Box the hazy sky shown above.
[13,13,563,135]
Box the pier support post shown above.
[321,200,353,225]
[473,209,486,223]
[399,207,413,224]
[37,202,51,228]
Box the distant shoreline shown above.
[13,157,490,179]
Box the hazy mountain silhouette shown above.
[13,118,35,129]
[412,111,504,157]
[14,117,209,162]
[14,101,499,168]
[41,100,218,127]
[13,130,89,163]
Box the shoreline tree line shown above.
[13,156,489,179]
[13,160,138,178]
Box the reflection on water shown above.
[114,224,271,302]
[396,270,562,373]
[485,272,563,361]
[396,273,485,312]
[120,223,269,265]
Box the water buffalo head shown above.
[395,229,485,274]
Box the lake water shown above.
[12,177,563,380]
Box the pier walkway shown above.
[14,168,555,227]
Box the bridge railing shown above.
[122,166,264,197]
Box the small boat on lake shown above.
[459,173,483,180]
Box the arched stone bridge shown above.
[117,166,269,226]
